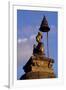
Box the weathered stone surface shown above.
[32,66,54,73]
[20,71,55,80]
[23,55,54,71]
[20,55,55,80]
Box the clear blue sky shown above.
[17,10,58,80]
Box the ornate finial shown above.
[33,16,50,56]
[39,16,50,32]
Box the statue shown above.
[33,31,44,55]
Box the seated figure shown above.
[33,32,44,55]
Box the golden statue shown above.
[33,31,44,55]
[36,32,42,43]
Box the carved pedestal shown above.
[20,55,55,80]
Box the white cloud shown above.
[18,39,22,43]
[18,38,28,43]
[17,34,36,67]
[30,34,36,40]
[18,34,36,44]
[17,36,35,67]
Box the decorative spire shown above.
[39,16,50,32]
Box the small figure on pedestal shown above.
[33,32,45,55]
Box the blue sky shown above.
[17,10,58,80]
